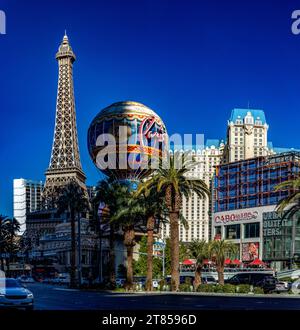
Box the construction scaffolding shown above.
[214,152,300,212]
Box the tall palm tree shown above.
[6,218,20,276]
[208,239,237,285]
[137,151,210,291]
[188,240,208,290]
[111,184,143,291]
[275,177,300,217]
[0,215,12,271]
[56,182,89,288]
[93,179,118,287]
[130,187,167,291]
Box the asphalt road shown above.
[25,283,300,310]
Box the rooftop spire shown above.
[56,31,76,62]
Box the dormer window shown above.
[255,116,262,125]
[235,115,242,125]
[244,111,254,125]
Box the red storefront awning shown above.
[249,258,265,266]
[182,259,195,265]
[224,258,231,265]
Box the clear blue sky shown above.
[1,0,300,216]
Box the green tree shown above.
[0,215,20,272]
[134,187,167,291]
[134,237,189,279]
[137,151,210,291]
[56,182,89,288]
[275,177,300,217]
[208,240,237,285]
[109,183,144,290]
[188,240,209,290]
[5,218,21,276]
[93,178,119,287]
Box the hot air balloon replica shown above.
[87,101,168,188]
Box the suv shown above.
[202,276,217,284]
[225,273,276,293]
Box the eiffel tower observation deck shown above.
[43,33,87,201]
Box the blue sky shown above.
[1,0,300,216]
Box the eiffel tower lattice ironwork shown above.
[43,33,87,202]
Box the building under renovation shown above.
[212,152,300,270]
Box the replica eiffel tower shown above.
[43,32,87,202]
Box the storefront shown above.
[263,210,300,270]
[213,205,300,270]
[213,205,276,262]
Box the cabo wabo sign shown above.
[214,211,259,224]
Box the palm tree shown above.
[111,184,143,291]
[137,151,210,291]
[129,187,166,291]
[188,240,208,290]
[6,218,20,276]
[93,178,118,287]
[275,177,300,217]
[208,240,237,285]
[56,182,89,288]
[0,215,13,271]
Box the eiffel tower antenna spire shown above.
[43,33,86,201]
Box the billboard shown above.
[242,242,259,261]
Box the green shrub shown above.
[222,284,236,293]
[214,284,225,293]
[197,284,215,293]
[253,287,264,294]
[179,283,193,292]
[236,284,251,293]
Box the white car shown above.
[274,280,289,293]
[291,278,300,294]
[152,280,159,289]
[17,276,35,284]
[202,276,217,284]
[116,278,125,287]
[0,278,34,310]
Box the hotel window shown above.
[225,224,240,239]
[244,222,260,238]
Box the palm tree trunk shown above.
[70,209,77,288]
[0,257,4,272]
[217,265,224,285]
[124,226,135,291]
[170,211,180,291]
[194,264,202,291]
[109,225,116,287]
[126,245,134,290]
[6,258,10,277]
[146,216,155,291]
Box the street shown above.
[25,283,300,310]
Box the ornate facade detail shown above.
[43,33,87,200]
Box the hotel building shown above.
[13,178,43,233]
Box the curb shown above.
[109,291,300,299]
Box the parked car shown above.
[274,280,289,293]
[0,278,34,310]
[17,276,35,284]
[152,280,159,289]
[201,276,217,284]
[58,275,70,285]
[225,272,276,293]
[115,278,126,287]
[41,278,51,284]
